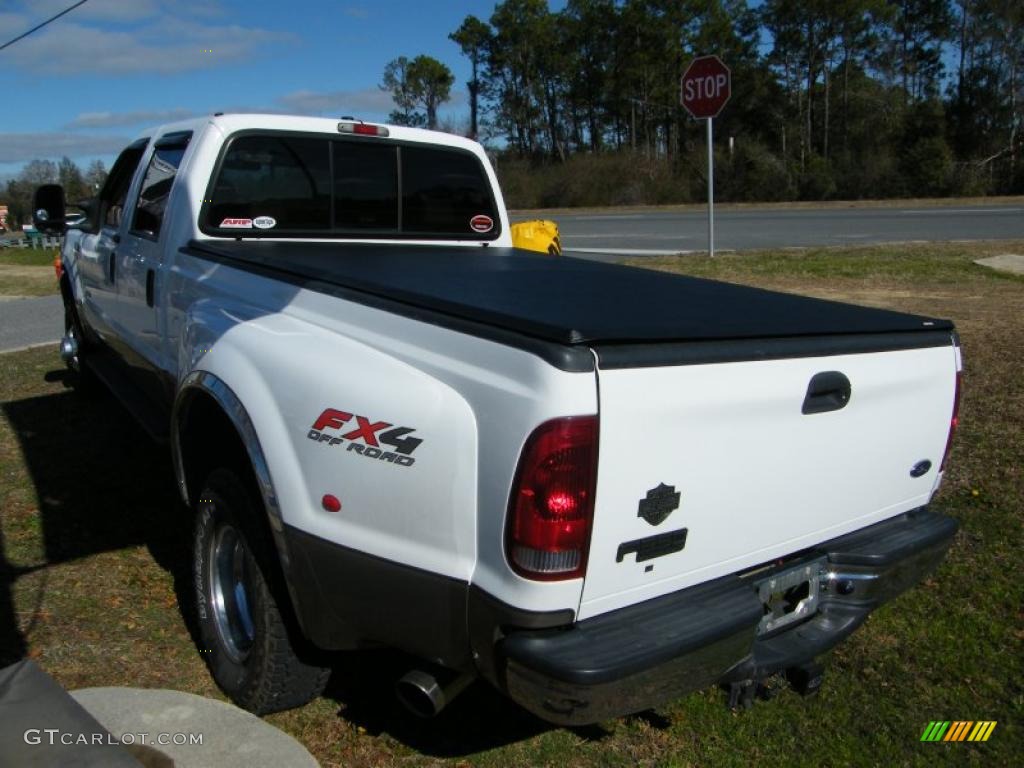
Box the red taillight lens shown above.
[337,121,390,137]
[506,416,598,581]
[940,370,962,471]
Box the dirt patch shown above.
[0,265,58,298]
[974,253,1024,276]
[0,266,53,279]
[792,287,979,303]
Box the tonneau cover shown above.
[184,240,952,345]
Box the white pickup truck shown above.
[33,114,961,725]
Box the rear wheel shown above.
[193,467,330,714]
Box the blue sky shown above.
[0,0,546,180]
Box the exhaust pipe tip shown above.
[396,669,474,718]
[396,670,446,718]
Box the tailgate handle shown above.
[802,371,851,415]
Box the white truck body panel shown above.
[581,344,956,619]
[165,252,596,612]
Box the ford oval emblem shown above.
[910,460,932,478]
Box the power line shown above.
[0,0,89,53]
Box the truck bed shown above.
[183,240,953,356]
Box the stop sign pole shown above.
[681,56,731,257]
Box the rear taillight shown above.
[506,416,598,581]
[940,370,962,471]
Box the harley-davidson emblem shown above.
[637,483,680,526]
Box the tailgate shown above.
[580,338,958,620]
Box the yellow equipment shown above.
[510,219,561,256]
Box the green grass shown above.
[513,195,1024,216]
[0,247,59,267]
[633,240,1024,283]
[1,241,1021,766]
[0,247,60,297]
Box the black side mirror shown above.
[33,184,67,234]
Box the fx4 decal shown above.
[307,407,422,468]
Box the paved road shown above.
[514,203,1024,257]
[0,295,63,353]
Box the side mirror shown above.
[33,184,67,234]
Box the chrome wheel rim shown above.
[208,523,256,663]
[65,324,81,371]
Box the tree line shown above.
[4,1,1019,221]
[2,158,107,230]
[433,0,1022,206]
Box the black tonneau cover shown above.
[184,240,953,348]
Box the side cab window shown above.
[131,131,193,239]
[96,138,150,232]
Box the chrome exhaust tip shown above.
[395,668,473,718]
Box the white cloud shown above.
[276,86,466,118]
[343,6,369,19]
[24,0,221,23]
[4,21,292,75]
[0,133,132,164]
[64,108,197,129]
[276,88,396,116]
[29,0,162,23]
[0,11,28,38]
[159,0,227,19]
[2,0,294,76]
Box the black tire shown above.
[193,468,330,714]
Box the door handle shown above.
[802,371,852,415]
[146,269,155,307]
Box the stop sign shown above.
[681,55,731,119]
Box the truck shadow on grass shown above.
[316,646,629,756]
[1,370,607,755]
[0,530,27,667]
[0,377,194,667]
[319,651,566,755]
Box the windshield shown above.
[202,132,499,240]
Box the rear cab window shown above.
[200,131,499,240]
